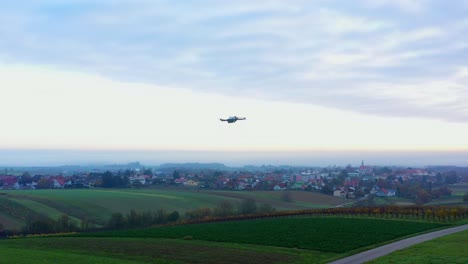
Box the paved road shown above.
[329,224,468,264]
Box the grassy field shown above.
[449,182,468,196]
[0,244,147,264]
[78,217,448,253]
[371,197,415,206]
[0,217,449,264]
[0,237,318,264]
[367,229,468,264]
[425,195,467,206]
[371,194,467,207]
[0,188,349,230]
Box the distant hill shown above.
[428,166,468,178]
[158,162,228,171]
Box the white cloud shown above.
[0,1,467,125]
[317,8,390,34]
[361,0,430,13]
[2,65,468,152]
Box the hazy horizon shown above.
[1,149,468,168]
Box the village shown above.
[1,161,465,204]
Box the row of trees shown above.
[104,198,276,230]
[176,205,468,226]
[3,204,466,237]
[22,214,78,234]
[185,198,275,221]
[106,209,180,229]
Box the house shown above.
[333,188,347,198]
[291,182,304,190]
[184,179,199,187]
[27,181,38,190]
[376,188,396,197]
[290,175,303,183]
[0,176,19,189]
[52,178,65,188]
[273,183,287,191]
[174,177,187,185]
[130,175,149,185]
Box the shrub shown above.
[463,193,468,202]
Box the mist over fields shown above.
[1,149,468,167]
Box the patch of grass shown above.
[0,246,148,264]
[0,196,48,226]
[78,217,448,253]
[426,195,466,206]
[1,237,304,264]
[0,212,23,230]
[366,229,468,264]
[8,198,81,224]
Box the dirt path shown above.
[329,224,468,264]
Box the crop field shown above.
[426,195,467,206]
[0,237,320,264]
[449,183,468,196]
[0,189,348,230]
[0,217,450,264]
[0,212,22,230]
[79,217,448,253]
[371,197,415,206]
[367,229,468,264]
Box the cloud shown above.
[360,0,430,13]
[2,64,468,153]
[0,1,467,123]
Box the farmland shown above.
[0,188,348,230]
[449,182,468,196]
[78,217,448,253]
[1,188,465,263]
[0,237,309,264]
[0,217,452,264]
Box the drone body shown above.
[220,116,246,123]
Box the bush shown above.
[238,198,257,215]
[167,211,180,222]
[463,193,468,202]
[259,203,276,213]
[281,192,293,202]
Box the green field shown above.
[449,182,468,196]
[80,217,447,253]
[370,197,415,206]
[0,217,450,264]
[2,189,463,263]
[0,189,349,230]
[426,195,467,206]
[0,237,316,264]
[367,229,468,264]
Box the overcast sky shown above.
[1,0,468,166]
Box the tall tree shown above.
[101,171,114,188]
[238,198,257,215]
[36,178,50,189]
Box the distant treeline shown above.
[3,203,467,238]
[0,198,275,236]
[105,198,275,230]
